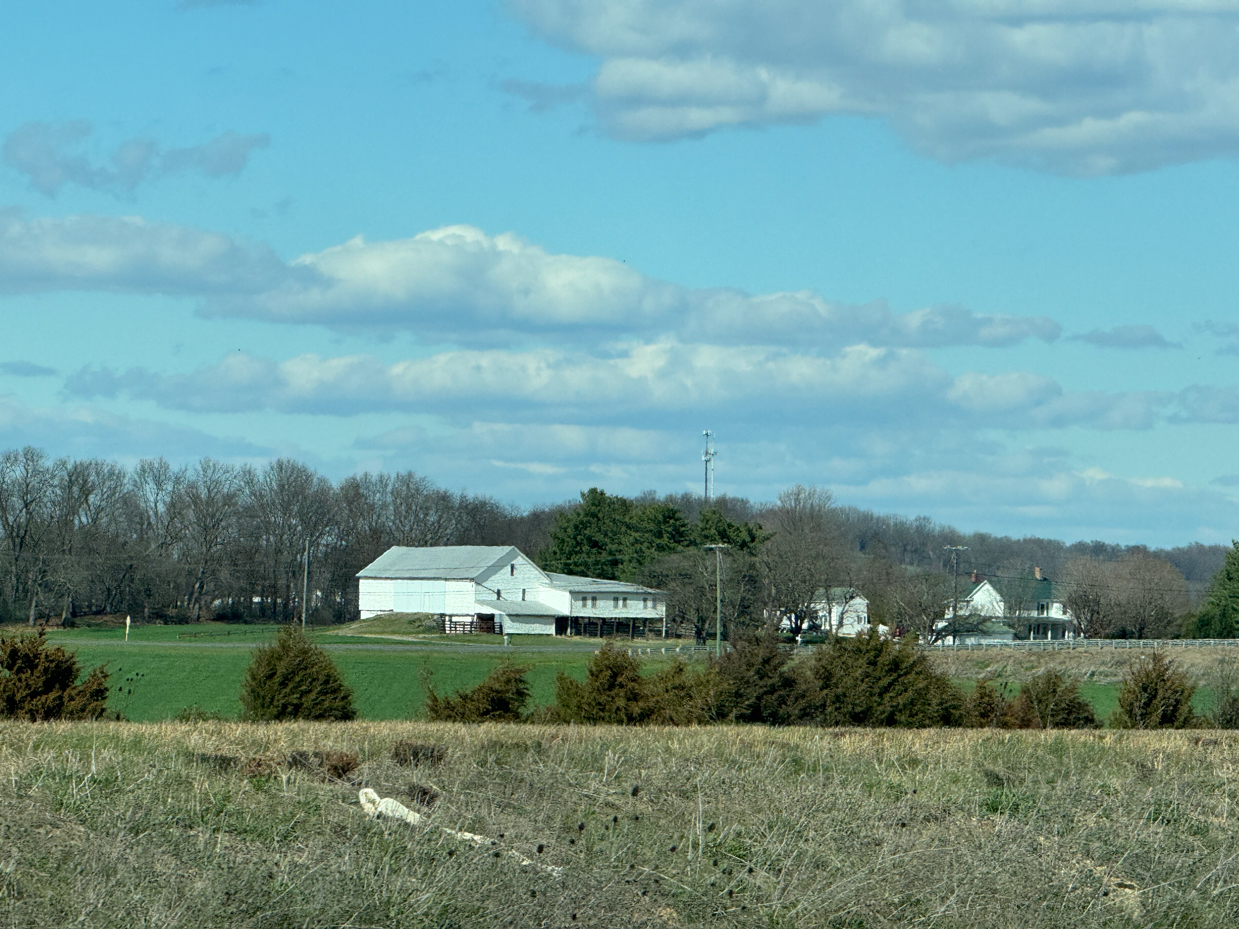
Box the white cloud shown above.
[1070,324,1181,349]
[0,393,270,461]
[0,210,292,295]
[507,0,1239,173]
[209,224,1060,347]
[64,342,949,419]
[2,122,268,196]
[947,371,1062,413]
[211,224,681,331]
[0,212,1061,349]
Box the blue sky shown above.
[3,0,1239,546]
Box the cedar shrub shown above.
[796,631,964,727]
[240,625,356,721]
[1111,652,1197,729]
[1007,670,1098,729]
[424,662,531,722]
[0,631,111,721]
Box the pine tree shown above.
[1186,541,1239,638]
[240,626,356,721]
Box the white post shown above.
[125,615,131,642]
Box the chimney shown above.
[969,571,979,584]
[1034,566,1043,581]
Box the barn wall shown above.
[358,579,395,619]
[496,614,556,635]
[476,553,548,598]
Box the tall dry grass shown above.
[928,643,1239,684]
[3,722,1239,927]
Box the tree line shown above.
[1,445,1232,638]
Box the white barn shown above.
[356,545,667,637]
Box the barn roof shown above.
[357,546,520,580]
[472,599,568,617]
[545,573,661,595]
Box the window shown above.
[1037,602,1047,616]
[590,596,597,609]
[581,596,588,607]
[496,590,502,600]
[613,597,619,609]
[622,597,628,608]
[510,564,516,576]
[642,597,648,609]
[522,589,526,601]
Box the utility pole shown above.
[301,537,311,630]
[943,546,969,630]
[702,430,716,502]
[704,544,728,656]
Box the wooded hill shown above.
[0,446,1228,637]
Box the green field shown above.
[5,624,1228,723]
[31,623,676,722]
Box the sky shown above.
[3,0,1239,547]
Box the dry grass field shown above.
[927,644,1239,685]
[3,722,1239,928]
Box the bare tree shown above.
[758,485,841,636]
[185,459,240,621]
[0,448,62,623]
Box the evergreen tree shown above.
[1184,541,1239,638]
[0,631,110,721]
[539,488,764,581]
[423,663,531,722]
[1111,652,1197,729]
[240,626,356,721]
[795,631,964,727]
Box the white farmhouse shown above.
[937,568,1074,645]
[356,545,667,637]
[812,587,874,636]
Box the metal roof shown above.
[357,546,518,580]
[545,573,662,595]
[472,599,567,617]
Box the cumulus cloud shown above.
[208,224,1060,347]
[64,343,950,421]
[0,214,1059,348]
[210,224,683,332]
[507,0,1239,174]
[64,342,1202,438]
[0,210,294,295]
[1070,324,1181,349]
[0,361,56,377]
[1196,320,1239,355]
[500,79,588,113]
[2,121,268,196]
[0,393,269,460]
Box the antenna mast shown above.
[702,430,716,502]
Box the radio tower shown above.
[702,430,716,502]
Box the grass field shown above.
[4,721,1239,927]
[6,623,1232,723]
[23,623,672,722]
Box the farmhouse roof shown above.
[357,545,520,580]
